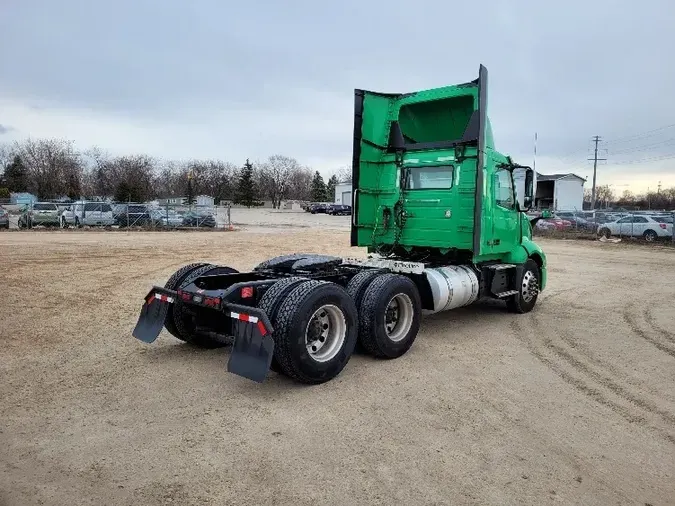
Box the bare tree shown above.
[0,143,15,172]
[110,154,156,202]
[258,155,300,208]
[203,160,238,203]
[16,138,83,199]
[286,166,313,201]
[336,167,352,183]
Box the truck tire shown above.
[257,276,309,373]
[506,259,540,314]
[272,280,358,384]
[357,273,422,359]
[163,262,210,341]
[171,263,239,348]
[346,269,386,309]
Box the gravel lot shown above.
[1,223,675,506]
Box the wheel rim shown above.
[645,232,655,242]
[521,270,539,303]
[304,304,346,362]
[384,293,414,342]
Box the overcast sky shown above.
[1,0,674,192]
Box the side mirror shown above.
[513,165,535,211]
[523,167,534,210]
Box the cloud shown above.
[0,0,674,189]
[0,124,13,135]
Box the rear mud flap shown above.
[227,317,274,383]
[132,293,172,343]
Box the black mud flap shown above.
[226,306,275,383]
[132,290,174,344]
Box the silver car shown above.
[150,208,184,227]
[0,206,9,229]
[61,201,116,227]
[18,202,61,228]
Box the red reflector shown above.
[241,286,254,299]
[204,296,220,307]
[256,320,268,336]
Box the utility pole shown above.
[588,135,606,210]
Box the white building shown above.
[535,173,586,211]
[334,183,352,206]
[196,195,215,207]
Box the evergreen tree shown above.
[311,171,328,202]
[4,155,28,193]
[235,159,258,207]
[326,174,339,202]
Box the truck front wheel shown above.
[506,259,540,314]
[272,280,358,384]
[357,274,421,359]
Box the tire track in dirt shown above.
[645,307,675,345]
[543,288,675,402]
[623,304,675,360]
[538,322,675,426]
[511,318,675,445]
[554,318,673,403]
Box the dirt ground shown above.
[1,226,675,506]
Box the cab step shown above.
[488,263,516,270]
[495,290,518,298]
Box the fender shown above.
[521,237,547,291]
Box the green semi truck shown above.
[132,64,547,384]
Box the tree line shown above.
[583,184,675,210]
[0,138,352,207]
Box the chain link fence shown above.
[5,200,232,230]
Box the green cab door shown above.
[489,160,519,254]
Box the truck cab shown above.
[350,64,546,291]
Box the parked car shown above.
[182,210,216,228]
[554,212,595,230]
[535,219,556,231]
[327,204,351,216]
[61,201,116,227]
[538,217,572,230]
[0,206,9,229]
[149,208,184,227]
[18,202,61,228]
[115,204,152,227]
[598,215,673,241]
[310,203,330,214]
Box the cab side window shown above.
[494,169,514,209]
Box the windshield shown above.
[653,216,673,223]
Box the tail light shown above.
[659,223,667,230]
[241,286,254,299]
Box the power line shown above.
[604,123,675,146]
[609,138,675,155]
[608,153,675,165]
[588,135,607,210]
